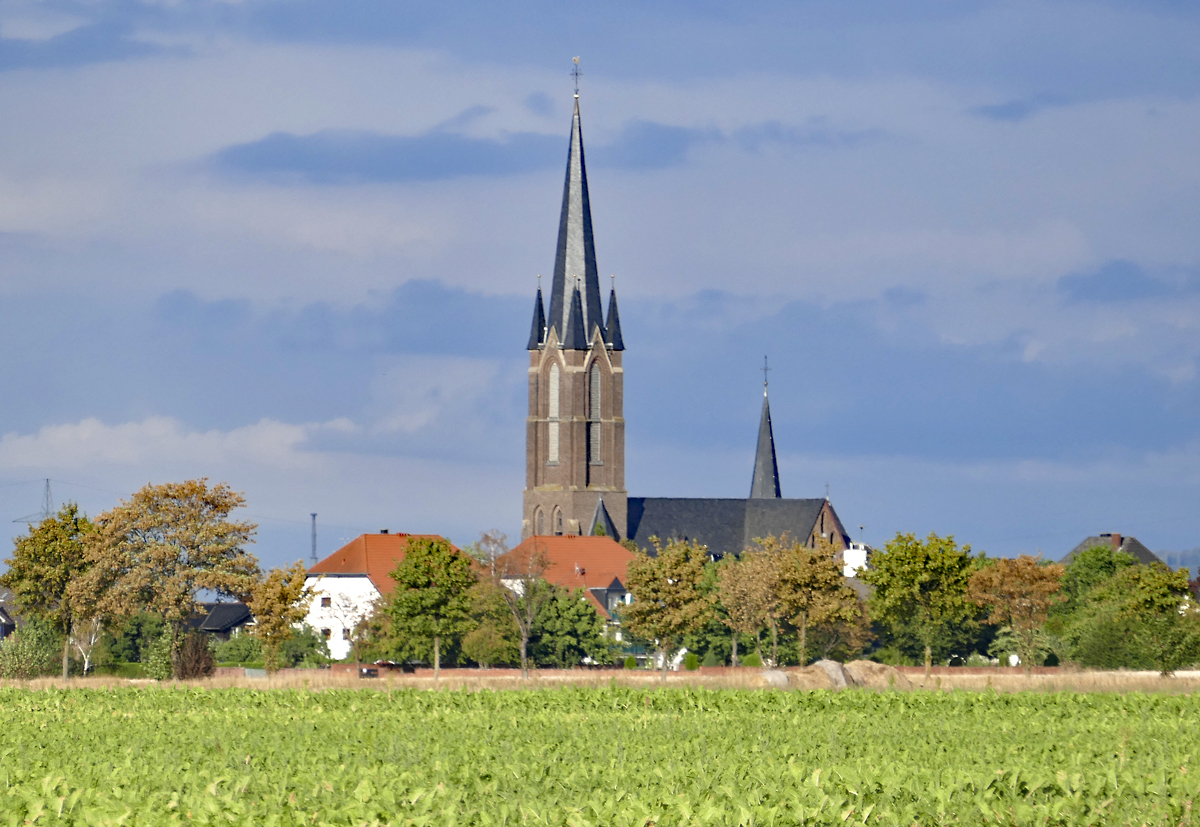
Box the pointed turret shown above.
[527,283,546,350]
[590,495,618,539]
[547,96,605,346]
[562,282,588,350]
[604,285,624,351]
[750,389,782,499]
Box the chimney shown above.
[380,529,389,534]
[1111,533,1122,549]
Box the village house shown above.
[304,531,456,660]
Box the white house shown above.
[304,531,454,661]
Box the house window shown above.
[321,597,331,608]
[547,364,560,464]
[343,628,351,640]
[588,363,602,464]
[321,628,332,639]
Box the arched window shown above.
[588,363,602,464]
[535,508,545,535]
[553,507,563,536]
[547,364,560,463]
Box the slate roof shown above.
[604,287,624,351]
[1060,534,1165,567]
[589,495,618,539]
[562,284,589,350]
[546,96,606,346]
[308,533,458,597]
[526,285,546,350]
[750,393,782,499]
[198,602,253,634]
[626,497,830,558]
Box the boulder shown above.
[843,660,912,690]
[760,669,789,688]
[812,659,849,688]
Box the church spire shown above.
[750,360,781,499]
[546,94,605,347]
[604,277,624,351]
[526,278,546,350]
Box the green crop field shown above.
[0,686,1195,826]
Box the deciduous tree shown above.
[532,587,611,667]
[0,503,96,681]
[969,555,1064,674]
[771,535,860,667]
[387,537,476,679]
[1111,563,1200,676]
[861,532,979,678]
[485,532,554,678]
[248,562,314,674]
[716,554,771,666]
[73,480,260,644]
[623,538,715,681]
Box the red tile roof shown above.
[502,535,638,616]
[307,533,457,597]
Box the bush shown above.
[683,652,699,671]
[281,625,330,668]
[0,619,61,679]
[143,628,174,681]
[701,650,722,667]
[213,633,262,665]
[740,652,763,668]
[177,631,214,679]
[624,655,638,669]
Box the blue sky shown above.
[1,0,1198,570]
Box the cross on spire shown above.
[762,355,770,395]
[572,57,581,96]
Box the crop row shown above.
[0,687,1195,826]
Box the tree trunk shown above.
[731,635,738,667]
[924,644,932,679]
[519,633,529,679]
[799,613,807,668]
[433,635,441,681]
[61,635,70,682]
[770,619,779,667]
[660,639,670,683]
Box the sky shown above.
[1,0,1198,571]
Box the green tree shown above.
[623,538,715,681]
[1112,563,1200,675]
[72,480,260,677]
[861,532,979,678]
[485,532,554,678]
[462,578,520,668]
[969,555,1065,674]
[532,587,612,667]
[387,537,476,679]
[1056,544,1138,618]
[248,562,314,674]
[0,503,96,681]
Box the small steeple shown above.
[750,360,782,499]
[546,91,605,345]
[527,278,546,350]
[604,277,624,351]
[562,281,588,350]
[590,495,618,539]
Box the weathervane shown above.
[572,56,581,97]
[762,355,770,395]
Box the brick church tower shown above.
[522,93,627,540]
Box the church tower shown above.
[522,93,627,540]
